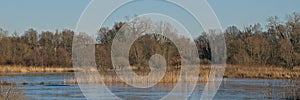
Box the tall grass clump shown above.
[263,79,300,99]
[0,65,77,73]
[0,83,26,100]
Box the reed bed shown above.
[224,65,300,79]
[65,71,200,84]
[64,65,300,84]
[0,82,26,100]
[0,66,77,73]
[3,65,300,85]
[64,66,213,85]
[263,79,300,99]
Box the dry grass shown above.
[263,79,300,99]
[65,71,202,84]
[224,65,300,79]
[0,66,77,73]
[0,83,26,100]
[3,65,300,85]
[63,65,300,84]
[64,66,213,84]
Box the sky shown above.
[0,0,300,35]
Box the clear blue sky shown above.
[0,0,300,34]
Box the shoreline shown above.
[0,66,77,73]
[0,65,300,80]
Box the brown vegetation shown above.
[0,66,76,73]
[0,13,299,70]
[1,65,300,80]
[0,83,26,100]
[224,65,300,79]
[0,13,300,80]
[63,65,300,85]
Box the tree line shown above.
[0,12,299,70]
[0,29,73,67]
[222,12,300,69]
